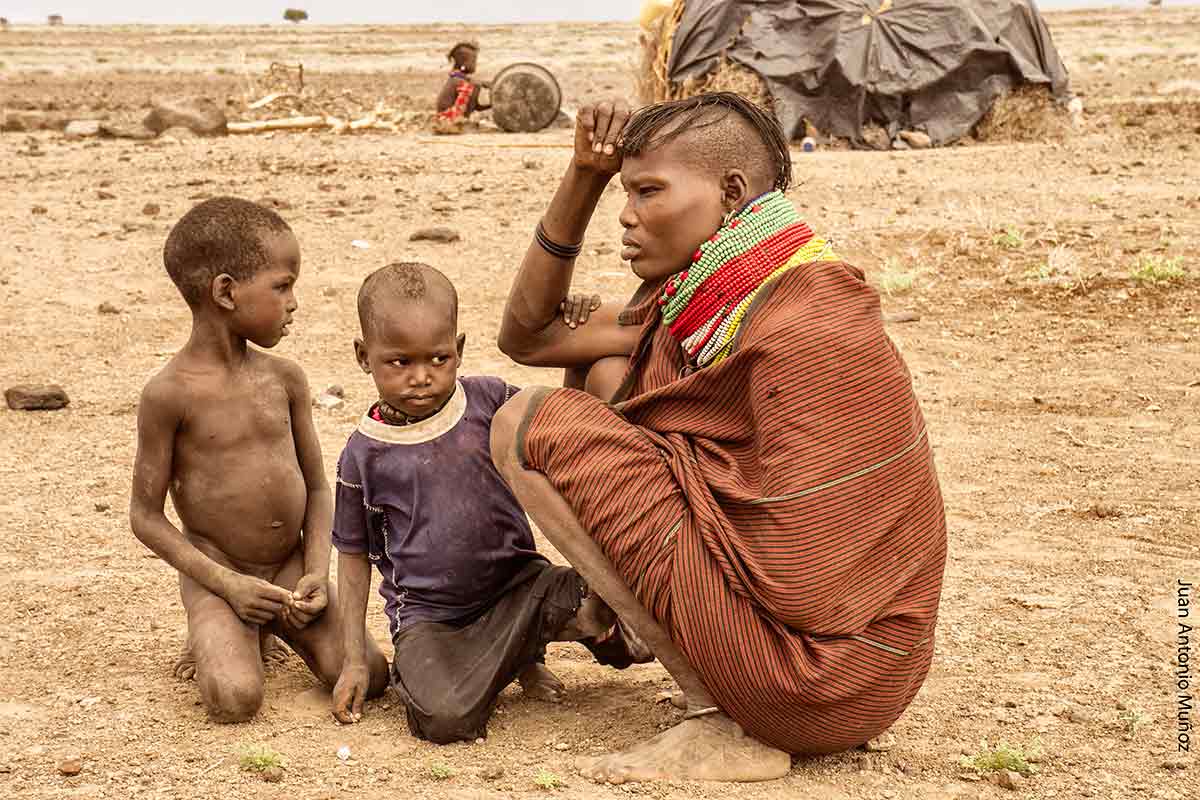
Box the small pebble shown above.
[554,742,570,751]
[96,190,116,200]
[523,158,542,170]
[480,765,504,781]
[410,227,461,244]
[31,205,48,215]
[261,765,284,783]
[98,301,121,315]
[142,203,160,216]
[995,769,1023,791]
[5,384,70,411]
[94,502,110,512]
[58,758,83,776]
[431,201,455,212]
[336,745,351,761]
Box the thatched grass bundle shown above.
[973,85,1073,143]
[636,0,771,110]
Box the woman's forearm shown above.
[500,160,613,347]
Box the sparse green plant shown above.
[992,226,1025,250]
[1130,255,1187,285]
[1118,707,1145,740]
[1024,245,1079,284]
[283,8,308,23]
[428,761,455,781]
[239,745,283,773]
[878,260,917,295]
[533,769,563,790]
[959,738,1041,777]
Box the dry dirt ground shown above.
[1,7,1198,800]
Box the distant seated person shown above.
[330,262,648,744]
[436,41,491,121]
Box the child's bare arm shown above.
[282,361,333,627]
[332,550,373,723]
[129,377,294,624]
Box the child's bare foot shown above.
[173,647,197,680]
[173,633,290,681]
[576,713,791,784]
[260,632,291,669]
[518,663,565,702]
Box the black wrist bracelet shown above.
[535,220,583,259]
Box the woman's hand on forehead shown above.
[575,99,630,175]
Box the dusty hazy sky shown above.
[2,0,1152,25]
[4,1,643,24]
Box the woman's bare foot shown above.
[577,713,791,784]
[518,662,566,702]
[173,633,290,681]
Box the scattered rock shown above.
[431,201,455,212]
[523,158,542,170]
[323,385,345,399]
[5,384,70,411]
[259,196,292,211]
[143,96,228,136]
[1060,705,1094,724]
[899,130,933,149]
[336,745,351,762]
[96,190,116,200]
[864,731,896,752]
[64,120,102,138]
[993,769,1023,790]
[554,742,570,751]
[314,393,344,412]
[142,203,160,216]
[1,109,68,132]
[324,209,346,218]
[159,126,199,141]
[1161,756,1189,771]
[31,205,48,216]
[884,311,921,324]
[94,502,110,512]
[479,765,504,781]
[260,765,284,783]
[98,302,121,315]
[410,227,461,244]
[99,122,158,140]
[856,753,873,772]
[58,758,83,776]
[468,183,484,193]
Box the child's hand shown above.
[287,573,329,628]
[332,664,370,724]
[222,573,295,626]
[560,294,601,329]
[575,99,630,175]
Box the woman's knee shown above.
[490,388,548,475]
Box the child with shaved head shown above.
[130,197,389,723]
[331,262,641,744]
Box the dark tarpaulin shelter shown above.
[666,0,1071,146]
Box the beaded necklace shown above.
[658,190,837,368]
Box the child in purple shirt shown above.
[331,262,641,744]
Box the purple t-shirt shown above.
[333,376,544,639]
